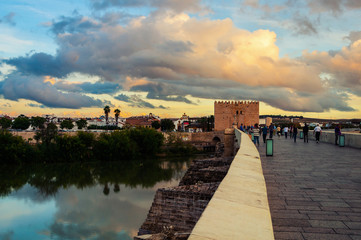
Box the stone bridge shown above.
[171,131,226,152]
[189,129,361,239]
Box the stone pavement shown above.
[259,135,361,240]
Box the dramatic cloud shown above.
[54,81,122,94]
[27,103,47,108]
[0,73,106,108]
[2,9,358,112]
[114,94,167,109]
[131,83,193,103]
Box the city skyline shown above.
[1,0,361,119]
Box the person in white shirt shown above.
[283,126,289,139]
[313,124,322,143]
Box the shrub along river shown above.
[0,157,197,240]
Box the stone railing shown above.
[188,128,274,240]
[306,130,361,148]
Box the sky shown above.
[0,0,361,119]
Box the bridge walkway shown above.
[259,135,361,239]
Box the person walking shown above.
[335,125,341,145]
[293,125,298,142]
[262,125,268,143]
[252,123,260,147]
[303,123,309,143]
[269,123,274,138]
[314,124,322,143]
[283,126,289,139]
[289,126,293,140]
[277,126,281,138]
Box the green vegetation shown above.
[114,108,121,126]
[11,115,31,130]
[196,115,214,131]
[0,130,37,163]
[163,132,198,156]
[160,119,175,132]
[104,105,110,125]
[87,124,121,130]
[0,127,169,163]
[76,119,87,129]
[30,116,46,129]
[151,120,161,129]
[60,119,74,129]
[0,117,12,129]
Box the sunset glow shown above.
[1,0,361,119]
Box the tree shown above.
[114,109,121,126]
[197,117,208,132]
[151,120,161,129]
[34,122,58,145]
[104,106,110,125]
[30,116,46,129]
[60,119,74,130]
[12,115,30,130]
[160,119,175,132]
[76,119,87,129]
[0,117,12,129]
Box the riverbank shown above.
[136,157,233,239]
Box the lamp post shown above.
[339,134,345,147]
[266,139,273,156]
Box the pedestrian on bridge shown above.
[293,125,298,142]
[283,126,289,139]
[269,123,274,138]
[277,126,281,138]
[303,123,309,143]
[335,125,341,145]
[314,124,322,143]
[262,125,268,143]
[252,123,260,147]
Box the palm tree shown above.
[114,109,121,126]
[104,105,110,125]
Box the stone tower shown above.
[214,101,259,131]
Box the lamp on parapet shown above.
[339,134,345,147]
[266,139,273,156]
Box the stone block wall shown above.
[214,101,259,131]
[137,157,233,239]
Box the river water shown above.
[0,158,193,240]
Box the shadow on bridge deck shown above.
[259,136,361,240]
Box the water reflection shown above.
[0,158,192,240]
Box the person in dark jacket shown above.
[262,125,268,143]
[303,124,309,143]
[293,125,298,142]
[335,125,341,145]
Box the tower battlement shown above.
[215,101,259,105]
[214,100,259,131]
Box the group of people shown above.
[240,123,342,147]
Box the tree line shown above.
[0,124,197,163]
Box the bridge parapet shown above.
[188,129,274,239]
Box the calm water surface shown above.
[0,158,193,240]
